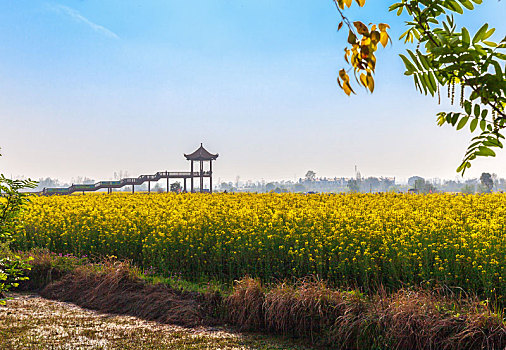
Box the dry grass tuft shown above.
[226,277,265,331]
[39,262,220,327]
[264,278,345,340]
[227,277,506,349]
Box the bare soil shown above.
[0,293,311,350]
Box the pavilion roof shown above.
[184,143,219,161]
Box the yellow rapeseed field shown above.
[12,192,506,299]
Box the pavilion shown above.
[184,143,219,193]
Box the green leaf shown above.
[457,163,466,173]
[399,54,417,73]
[470,118,478,132]
[476,146,496,157]
[474,104,481,118]
[451,113,460,125]
[447,0,464,14]
[427,72,437,96]
[473,23,489,44]
[462,27,471,47]
[459,0,474,10]
[483,28,496,41]
[407,50,423,71]
[492,61,503,78]
[480,119,487,131]
[464,101,472,115]
[483,41,497,48]
[457,116,469,130]
[437,113,447,126]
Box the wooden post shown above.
[184,178,187,192]
[166,177,169,193]
[148,181,151,194]
[200,160,203,193]
[210,160,213,193]
[132,185,134,194]
[191,161,194,193]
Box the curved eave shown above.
[184,153,219,161]
[184,144,219,161]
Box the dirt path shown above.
[0,293,310,350]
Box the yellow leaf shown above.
[380,32,388,47]
[337,77,343,89]
[343,82,355,96]
[348,30,357,44]
[353,21,369,36]
[345,0,352,8]
[366,74,375,93]
[371,31,380,44]
[360,73,368,87]
[355,0,366,7]
[339,69,350,83]
[379,23,390,32]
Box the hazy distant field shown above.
[13,192,506,300]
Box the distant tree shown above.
[71,176,95,185]
[480,173,494,193]
[461,184,475,194]
[422,182,437,194]
[170,182,182,193]
[347,179,360,193]
[273,187,288,194]
[266,182,276,192]
[153,183,164,193]
[413,178,437,193]
[34,177,69,191]
[114,170,129,180]
[305,170,316,182]
[414,179,426,191]
[293,183,306,193]
[364,177,380,192]
[408,176,425,187]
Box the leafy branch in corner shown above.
[333,0,506,174]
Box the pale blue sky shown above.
[0,1,504,183]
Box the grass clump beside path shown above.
[12,249,506,350]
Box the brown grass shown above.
[17,254,506,349]
[39,262,221,327]
[226,277,265,331]
[226,278,506,349]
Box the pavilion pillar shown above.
[210,160,213,193]
[200,160,203,193]
[184,178,187,192]
[191,161,194,193]
[132,185,134,194]
[166,177,169,193]
[148,181,151,194]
